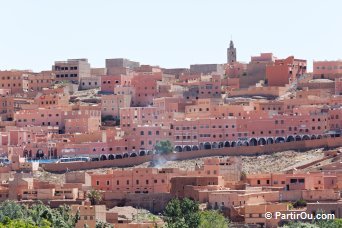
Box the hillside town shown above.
[0,40,341,227]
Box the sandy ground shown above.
[34,147,332,184]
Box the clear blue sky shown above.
[0,0,341,72]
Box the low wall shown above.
[280,189,340,202]
[42,137,342,173]
[102,193,172,213]
[42,155,153,173]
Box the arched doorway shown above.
[204,142,211,150]
[311,135,317,140]
[218,142,224,148]
[242,141,249,146]
[258,138,266,145]
[184,146,192,152]
[249,138,257,146]
[192,145,199,151]
[302,135,310,141]
[23,150,29,158]
[100,155,107,160]
[275,137,285,143]
[123,153,129,158]
[175,146,183,152]
[130,153,137,157]
[139,150,146,156]
[116,154,123,159]
[295,135,302,141]
[286,135,295,142]
[224,141,230,147]
[231,141,237,147]
[267,138,274,144]
[212,142,218,149]
[237,141,243,147]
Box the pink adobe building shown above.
[225,53,276,89]
[100,75,121,93]
[101,94,131,118]
[120,107,158,130]
[208,190,280,209]
[0,70,30,94]
[14,105,101,134]
[266,56,307,87]
[0,91,14,121]
[130,73,161,106]
[91,168,180,193]
[246,172,337,190]
[79,76,100,90]
[178,75,221,100]
[225,62,247,78]
[65,116,100,134]
[22,71,55,95]
[105,58,139,74]
[335,78,342,95]
[31,87,70,109]
[313,60,342,80]
[53,59,91,83]
[167,102,339,152]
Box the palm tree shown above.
[87,190,102,205]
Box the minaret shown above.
[227,40,236,64]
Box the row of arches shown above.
[24,149,57,159]
[98,150,153,161]
[23,134,328,159]
[174,134,324,152]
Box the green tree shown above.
[40,219,52,228]
[334,219,342,227]
[165,219,188,228]
[181,198,200,228]
[164,198,182,226]
[155,140,173,155]
[54,204,77,227]
[164,198,200,228]
[199,210,229,228]
[0,200,77,228]
[282,219,342,228]
[0,218,39,228]
[0,200,27,221]
[28,203,52,226]
[88,190,102,205]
